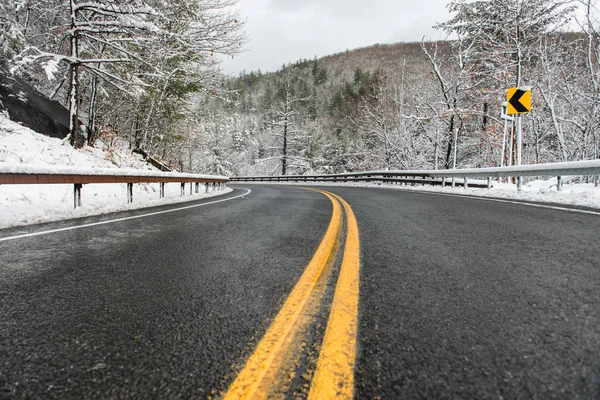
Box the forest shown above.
[1,0,599,176]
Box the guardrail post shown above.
[557,176,563,191]
[195,183,199,194]
[180,183,185,197]
[517,177,523,192]
[451,177,456,188]
[464,177,468,189]
[74,184,82,209]
[160,183,165,199]
[487,177,492,189]
[595,176,599,188]
[205,183,209,193]
[127,183,133,204]
[442,177,446,188]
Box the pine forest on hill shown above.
[1,0,599,177]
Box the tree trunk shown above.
[445,115,455,169]
[282,89,289,176]
[68,0,81,148]
[87,44,106,147]
[133,115,143,150]
[282,114,288,175]
[433,141,438,170]
[87,75,98,146]
[68,65,81,147]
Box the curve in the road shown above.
[308,191,361,399]
[224,189,362,399]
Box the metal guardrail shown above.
[231,160,600,191]
[0,164,229,208]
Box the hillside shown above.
[319,41,447,83]
[201,28,597,178]
[208,41,443,176]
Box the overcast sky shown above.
[219,0,453,75]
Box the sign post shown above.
[506,87,531,191]
[500,102,514,168]
[499,102,514,183]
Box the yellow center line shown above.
[308,191,361,400]
[223,192,342,400]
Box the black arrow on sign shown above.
[509,89,529,113]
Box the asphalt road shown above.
[1,185,599,399]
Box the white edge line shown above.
[234,182,600,216]
[0,188,252,243]
[405,189,600,216]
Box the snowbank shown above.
[384,178,600,210]
[0,115,231,229]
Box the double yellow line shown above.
[223,189,361,399]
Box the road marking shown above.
[408,190,600,216]
[239,182,600,216]
[224,191,342,399]
[308,191,361,399]
[0,189,252,243]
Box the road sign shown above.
[507,87,531,114]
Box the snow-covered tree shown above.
[438,0,575,89]
[0,0,26,66]
[7,0,245,148]
[435,0,577,166]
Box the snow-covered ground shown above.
[344,179,600,209]
[0,114,232,229]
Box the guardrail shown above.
[231,160,600,191]
[0,163,229,208]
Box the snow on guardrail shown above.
[231,160,600,192]
[0,162,228,181]
[233,160,600,180]
[361,160,600,178]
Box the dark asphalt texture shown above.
[1,185,599,399]
[324,186,600,400]
[0,187,331,399]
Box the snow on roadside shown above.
[0,115,231,229]
[2,112,598,229]
[241,177,600,211]
[0,114,150,169]
[383,178,600,210]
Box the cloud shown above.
[220,0,451,75]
